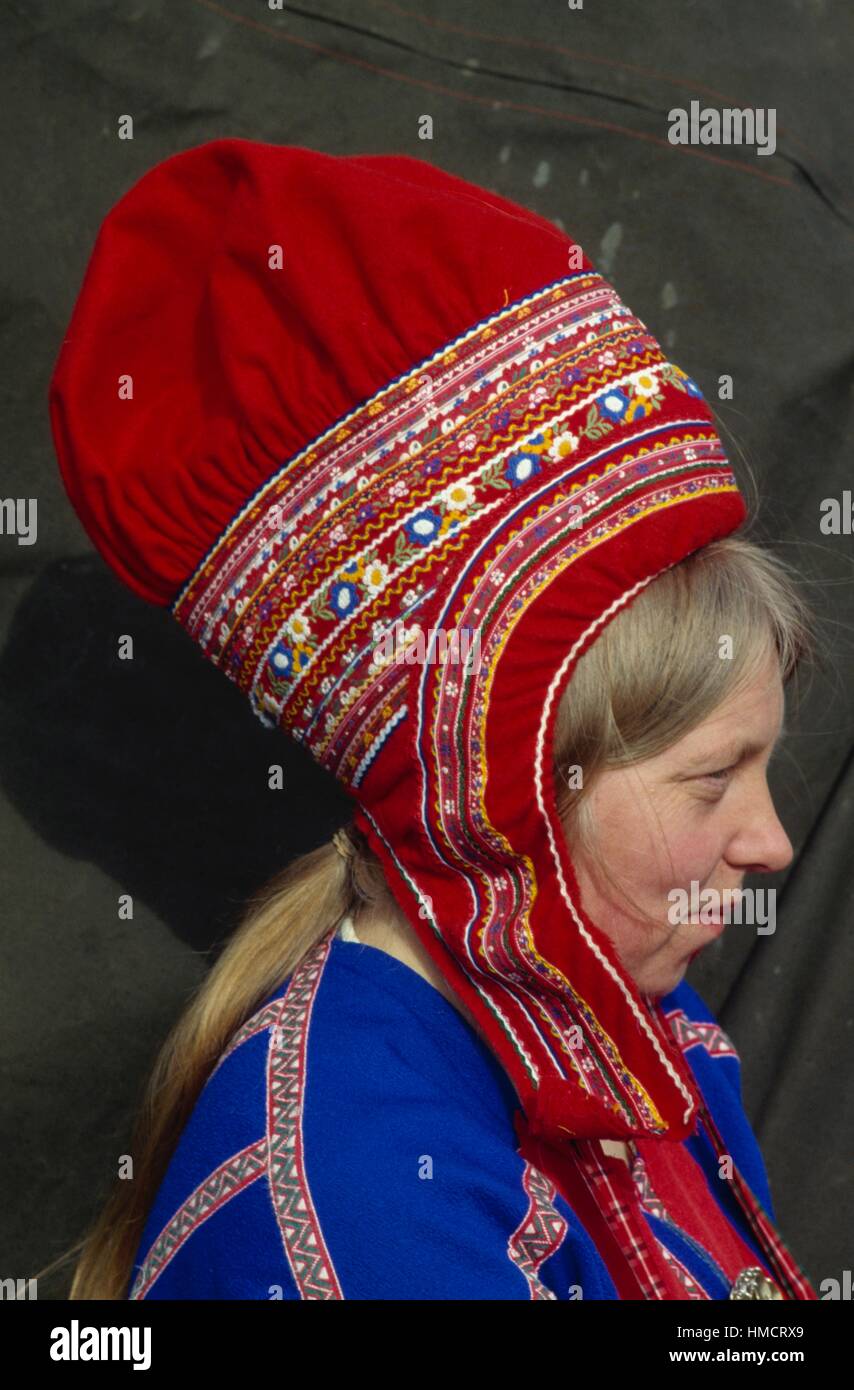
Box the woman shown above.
[47,138,818,1299]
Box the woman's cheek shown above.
[659,825,723,895]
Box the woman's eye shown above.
[702,765,735,784]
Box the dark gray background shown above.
[1,0,852,1298]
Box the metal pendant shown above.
[729,1266,784,1300]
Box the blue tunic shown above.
[129,926,777,1300]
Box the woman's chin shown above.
[638,959,689,1000]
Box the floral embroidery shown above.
[174,275,733,779]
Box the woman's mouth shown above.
[684,887,743,932]
[684,915,727,941]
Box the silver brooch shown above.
[729,1266,784,1300]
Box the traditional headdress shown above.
[49,138,814,1298]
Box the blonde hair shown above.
[37,529,816,1299]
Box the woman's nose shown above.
[730,777,794,875]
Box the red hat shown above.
[49,138,813,1298]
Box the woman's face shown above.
[567,650,793,999]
